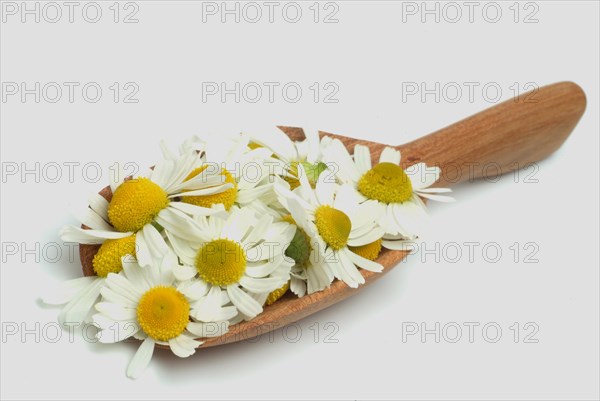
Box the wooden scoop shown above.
[80,81,586,348]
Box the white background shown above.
[1,1,599,399]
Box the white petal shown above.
[144,224,169,254]
[326,256,355,288]
[349,199,383,231]
[345,248,383,272]
[92,312,118,330]
[96,319,138,343]
[164,232,196,266]
[100,286,138,308]
[165,153,204,192]
[169,183,232,199]
[261,221,295,245]
[411,192,428,211]
[416,192,455,202]
[322,139,360,183]
[292,164,312,198]
[221,207,254,243]
[88,192,110,221]
[168,201,227,218]
[416,187,453,193]
[353,144,372,174]
[79,209,112,231]
[303,127,322,163]
[245,255,285,278]
[246,241,285,264]
[135,229,152,268]
[192,286,222,322]
[155,208,206,242]
[168,335,200,358]
[59,226,130,244]
[390,202,427,237]
[406,163,440,189]
[290,276,307,297]
[239,276,282,293]
[332,184,360,216]
[347,227,384,247]
[127,337,155,379]
[58,278,104,325]
[207,212,226,236]
[212,306,238,321]
[174,264,198,281]
[149,158,174,190]
[168,172,227,195]
[177,279,208,301]
[226,285,262,319]
[121,258,147,289]
[327,249,364,288]
[243,213,273,245]
[286,197,312,231]
[155,252,177,285]
[247,126,298,162]
[315,174,335,206]
[379,147,401,164]
[95,302,136,321]
[382,239,418,251]
[42,276,98,305]
[305,263,333,294]
[105,273,142,302]
[236,184,274,206]
[187,321,229,338]
[135,224,169,267]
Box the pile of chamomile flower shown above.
[43,127,452,378]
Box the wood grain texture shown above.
[397,81,586,186]
[79,81,586,349]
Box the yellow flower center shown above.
[195,239,247,286]
[181,166,238,211]
[92,235,137,277]
[284,161,327,190]
[314,205,351,251]
[265,281,290,306]
[108,178,169,233]
[349,238,383,261]
[357,162,413,203]
[136,286,190,341]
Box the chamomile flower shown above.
[178,133,278,209]
[169,206,296,320]
[322,139,453,243]
[255,185,334,297]
[247,126,333,189]
[276,166,385,289]
[93,253,230,379]
[41,235,139,325]
[60,150,230,268]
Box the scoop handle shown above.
[397,81,586,187]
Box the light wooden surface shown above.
[79,81,586,349]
